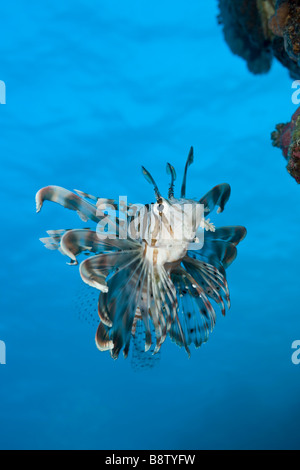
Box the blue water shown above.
[0,1,300,450]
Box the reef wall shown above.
[272,107,300,183]
[218,0,300,78]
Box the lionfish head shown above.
[140,147,204,260]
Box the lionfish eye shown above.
[157,204,164,212]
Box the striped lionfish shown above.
[36,147,246,359]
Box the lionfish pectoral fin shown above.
[68,261,78,266]
[77,211,89,222]
[35,186,100,223]
[183,255,230,317]
[170,266,217,351]
[95,322,114,351]
[79,258,109,293]
[204,226,247,246]
[39,229,70,253]
[74,189,98,202]
[199,183,231,215]
[39,237,60,251]
[137,308,152,352]
[95,253,147,357]
[79,249,143,296]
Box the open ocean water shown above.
[0,0,299,450]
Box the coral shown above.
[269,1,300,65]
[218,0,300,78]
[217,0,273,74]
[272,107,300,183]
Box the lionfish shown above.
[36,147,246,359]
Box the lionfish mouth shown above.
[35,147,246,360]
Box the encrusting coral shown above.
[269,0,300,65]
[272,107,300,184]
[218,0,300,78]
[218,0,300,183]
